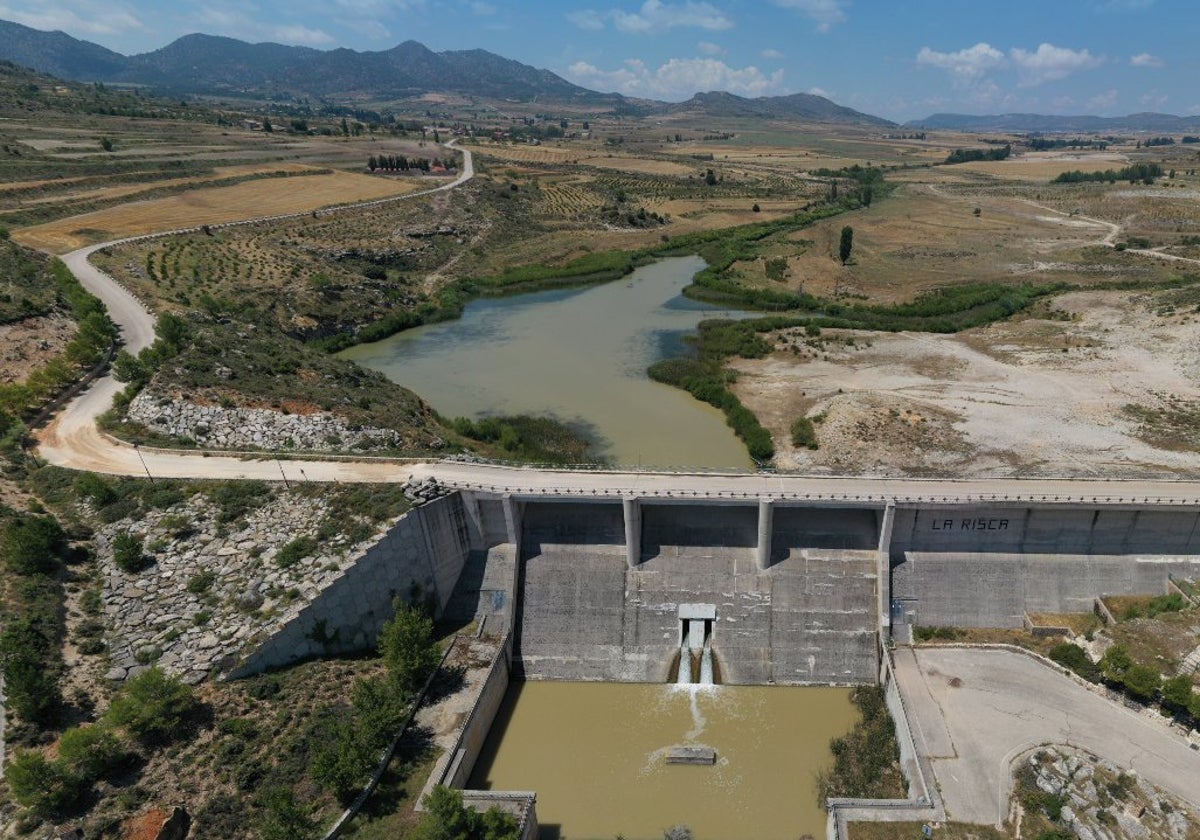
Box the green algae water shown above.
[468,682,857,840]
[338,256,753,469]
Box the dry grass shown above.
[953,153,1128,180]
[849,822,1008,840]
[13,168,428,253]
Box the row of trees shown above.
[367,155,453,172]
[945,144,1011,164]
[1052,162,1164,185]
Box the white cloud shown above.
[269,24,335,45]
[697,41,725,55]
[1130,52,1163,68]
[770,0,848,32]
[566,9,605,29]
[1087,88,1118,110]
[0,0,145,38]
[568,1,732,33]
[1140,90,1169,109]
[566,57,783,100]
[611,1,733,33]
[471,1,497,14]
[193,7,334,46]
[807,86,831,98]
[1009,43,1101,86]
[760,48,784,60]
[916,42,1006,79]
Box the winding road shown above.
[31,143,1200,502]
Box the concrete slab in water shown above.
[666,745,717,765]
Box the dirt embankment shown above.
[733,290,1200,477]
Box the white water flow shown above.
[676,643,692,686]
[700,639,715,686]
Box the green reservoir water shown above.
[339,256,754,469]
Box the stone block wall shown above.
[231,493,471,676]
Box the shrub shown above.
[2,514,66,575]
[4,749,83,816]
[276,535,317,568]
[57,723,126,780]
[257,786,317,840]
[106,666,199,745]
[415,785,520,840]
[1161,674,1194,711]
[379,604,441,694]
[187,569,217,594]
[1122,664,1162,702]
[1048,642,1099,682]
[310,717,373,803]
[112,531,148,573]
[791,417,819,450]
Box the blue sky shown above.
[3,0,1196,120]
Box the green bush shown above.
[112,531,148,573]
[4,749,83,816]
[1048,642,1099,682]
[256,786,317,840]
[2,514,66,575]
[106,666,199,745]
[379,604,441,694]
[0,615,62,723]
[791,417,818,450]
[310,717,374,804]
[276,535,317,569]
[414,785,520,840]
[1122,664,1162,701]
[817,685,905,800]
[57,723,126,780]
[1161,674,1194,711]
[187,569,217,593]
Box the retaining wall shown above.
[231,494,471,676]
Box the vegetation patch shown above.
[817,685,905,802]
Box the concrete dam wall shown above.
[233,488,1200,683]
[889,504,1200,628]
[507,499,880,685]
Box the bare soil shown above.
[733,289,1200,477]
[0,311,76,384]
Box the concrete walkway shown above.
[893,646,1200,826]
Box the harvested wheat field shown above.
[953,151,1130,180]
[13,168,430,253]
[460,143,579,164]
[733,289,1200,478]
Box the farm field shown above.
[12,168,430,252]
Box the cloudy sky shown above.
[2,0,1195,120]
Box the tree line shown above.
[944,144,1011,164]
[367,155,453,172]
[1052,162,1164,184]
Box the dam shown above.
[237,477,1200,685]
[230,474,1200,837]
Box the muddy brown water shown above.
[468,681,857,840]
[338,256,754,469]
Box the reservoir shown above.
[338,256,753,469]
[468,682,856,840]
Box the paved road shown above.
[894,647,1200,826]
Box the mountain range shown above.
[0,18,887,124]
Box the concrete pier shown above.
[756,498,774,570]
[623,497,641,568]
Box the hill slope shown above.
[668,90,893,125]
